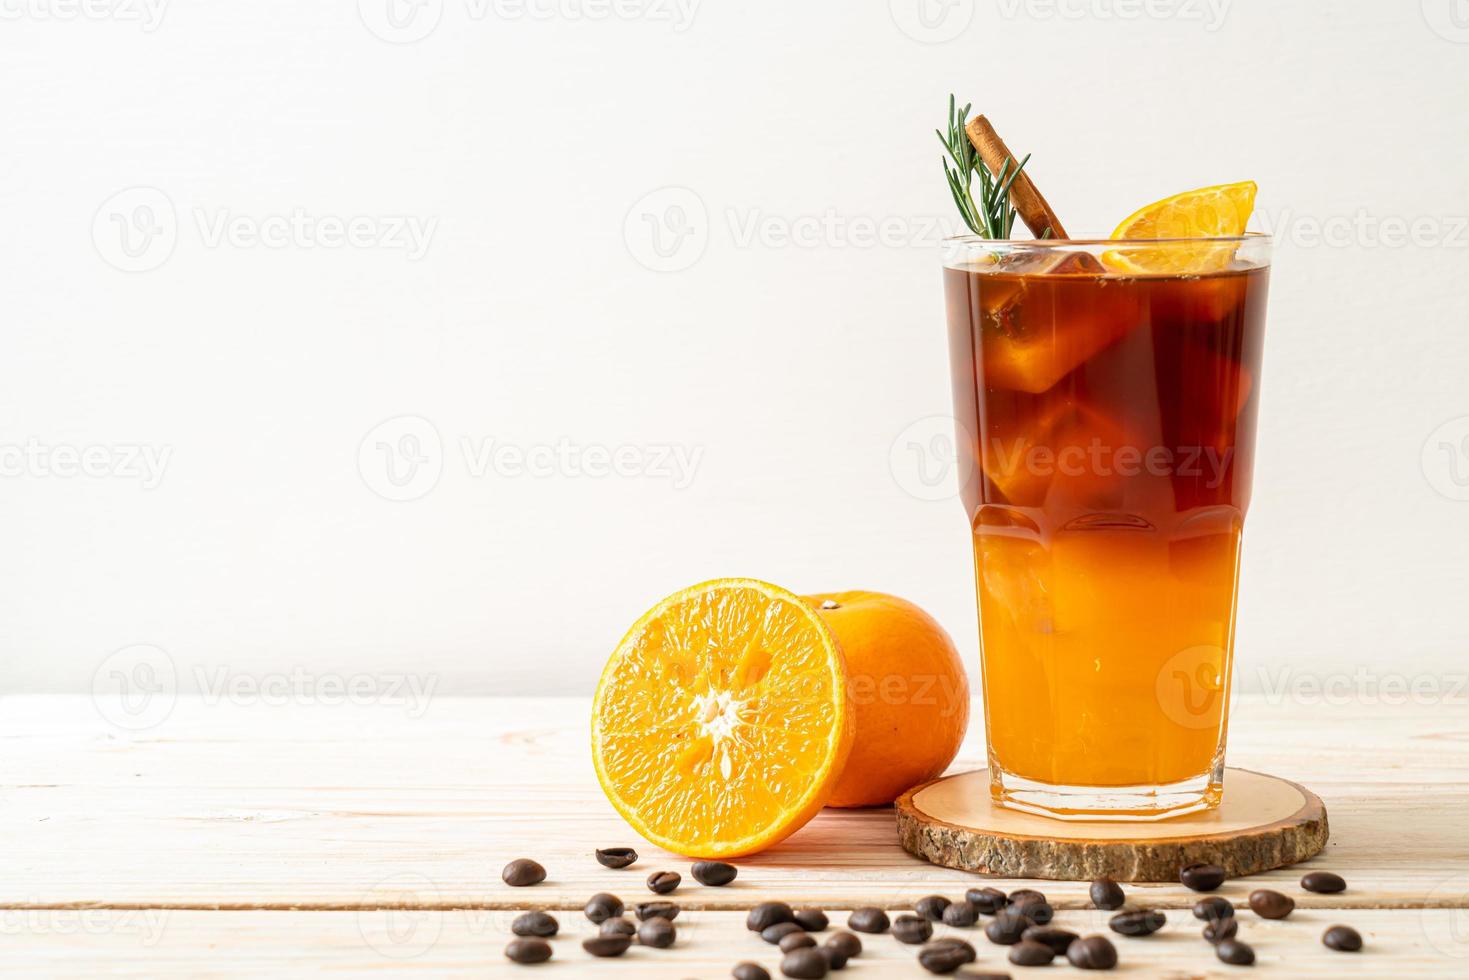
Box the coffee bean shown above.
[1067,935,1118,970]
[780,931,816,953]
[917,939,974,975]
[1215,939,1255,965]
[1022,926,1078,956]
[825,930,862,959]
[646,871,681,894]
[504,938,552,964]
[748,901,795,932]
[891,914,933,945]
[639,915,676,948]
[1089,877,1125,910]
[984,911,1032,945]
[1008,940,1054,966]
[600,917,636,937]
[1109,908,1166,937]
[818,944,848,970]
[1008,898,1052,925]
[692,861,738,886]
[594,847,638,869]
[965,886,1008,914]
[1193,896,1234,921]
[583,934,632,957]
[1248,889,1294,920]
[780,946,829,979]
[733,963,771,980]
[501,858,546,887]
[636,901,679,921]
[1203,917,1239,944]
[914,894,951,921]
[847,907,889,934]
[583,892,623,923]
[762,922,804,945]
[1323,924,1363,952]
[1008,888,1046,905]
[1180,863,1226,892]
[1302,871,1347,894]
[793,908,828,932]
[941,901,978,927]
[510,910,557,937]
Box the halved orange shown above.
[1104,181,1257,274]
[592,578,854,857]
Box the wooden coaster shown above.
[895,768,1327,882]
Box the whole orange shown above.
[806,591,969,808]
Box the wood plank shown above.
[1,908,1464,978]
[2,695,1466,909]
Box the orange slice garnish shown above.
[1104,181,1257,274]
[592,578,853,857]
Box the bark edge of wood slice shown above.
[895,767,1327,882]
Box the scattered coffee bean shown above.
[1215,939,1255,966]
[1302,871,1347,894]
[691,860,738,886]
[1008,889,1046,906]
[1180,863,1226,892]
[847,907,889,933]
[583,934,632,957]
[915,894,952,921]
[501,858,546,887]
[780,946,829,979]
[583,892,623,923]
[1067,935,1118,970]
[1203,917,1239,944]
[639,915,676,948]
[504,938,552,964]
[595,847,638,869]
[794,908,829,932]
[1022,926,1078,956]
[984,911,1032,945]
[762,922,804,945]
[966,886,1008,914]
[748,901,795,932]
[733,963,771,980]
[1323,924,1363,952]
[941,901,978,927]
[1193,896,1234,921]
[636,901,679,921]
[780,931,817,953]
[825,930,862,959]
[1008,940,1054,966]
[510,910,558,937]
[818,944,848,970]
[600,917,636,938]
[892,914,933,944]
[917,938,975,975]
[1248,889,1294,920]
[646,870,681,894]
[1008,898,1052,925]
[1089,877,1125,910]
[1109,908,1166,937]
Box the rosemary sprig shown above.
[936,95,1034,239]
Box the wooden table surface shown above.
[4,692,1467,976]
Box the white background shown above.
[1,1,1466,698]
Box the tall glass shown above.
[943,236,1270,820]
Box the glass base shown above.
[991,766,1224,822]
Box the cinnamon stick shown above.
[965,115,1069,240]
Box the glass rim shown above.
[943,231,1272,248]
